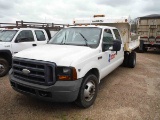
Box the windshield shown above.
[48,27,102,48]
[0,30,17,42]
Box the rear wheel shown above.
[0,58,9,77]
[143,45,147,52]
[139,40,145,53]
[75,74,98,108]
[123,51,129,67]
[128,52,136,68]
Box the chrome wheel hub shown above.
[84,81,96,101]
[0,64,5,72]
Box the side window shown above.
[35,30,46,41]
[103,29,114,51]
[16,30,34,42]
[113,29,121,41]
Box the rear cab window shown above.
[35,30,46,41]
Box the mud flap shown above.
[139,40,144,51]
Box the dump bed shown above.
[74,16,140,51]
[137,17,160,38]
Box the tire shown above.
[128,52,136,68]
[139,40,144,53]
[75,74,98,108]
[123,51,129,67]
[143,45,147,52]
[134,47,139,53]
[0,58,9,77]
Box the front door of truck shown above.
[99,29,117,79]
[11,30,37,54]
[101,29,123,78]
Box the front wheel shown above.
[75,74,98,108]
[0,58,9,77]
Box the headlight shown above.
[56,67,77,81]
[63,67,71,74]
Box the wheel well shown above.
[0,52,12,67]
[85,68,99,80]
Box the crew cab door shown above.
[112,29,124,62]
[99,28,123,79]
[11,30,37,54]
[34,30,48,45]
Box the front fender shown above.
[77,61,100,81]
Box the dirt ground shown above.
[0,50,160,120]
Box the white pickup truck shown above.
[9,16,139,108]
[0,28,50,77]
[0,21,62,77]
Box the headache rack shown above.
[0,20,72,30]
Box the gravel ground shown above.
[0,50,160,120]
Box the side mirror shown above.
[112,40,121,51]
[102,40,121,52]
[102,41,113,52]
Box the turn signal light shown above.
[72,67,77,80]
[58,75,71,80]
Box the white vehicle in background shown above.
[0,21,65,77]
[9,15,139,108]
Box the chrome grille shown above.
[12,58,56,85]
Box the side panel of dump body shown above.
[91,23,139,51]
[96,23,130,44]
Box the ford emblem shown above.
[22,69,30,75]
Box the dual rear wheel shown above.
[123,51,136,68]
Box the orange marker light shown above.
[58,75,71,80]
[72,67,77,80]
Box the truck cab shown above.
[0,28,49,77]
[0,20,66,77]
[9,16,139,108]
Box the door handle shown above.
[98,56,102,60]
[32,44,37,46]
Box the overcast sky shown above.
[0,0,159,24]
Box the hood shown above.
[14,44,97,66]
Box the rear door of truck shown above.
[34,29,48,45]
[112,29,124,62]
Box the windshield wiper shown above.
[78,33,89,46]
[60,33,67,45]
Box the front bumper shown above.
[9,70,83,102]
